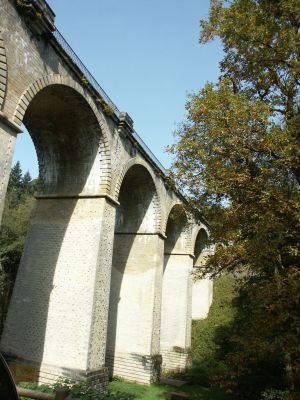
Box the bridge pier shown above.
[106,164,164,384]
[106,232,164,384]
[160,253,193,372]
[1,195,117,391]
[160,205,193,373]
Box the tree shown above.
[169,0,300,397]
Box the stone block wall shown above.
[106,352,161,385]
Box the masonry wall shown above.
[160,255,193,351]
[106,233,164,383]
[192,278,213,320]
[1,197,116,385]
[0,122,17,222]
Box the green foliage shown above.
[189,275,237,387]
[217,270,300,399]
[0,162,36,334]
[16,0,31,8]
[167,276,237,388]
[260,389,290,400]
[80,75,89,86]
[110,380,235,400]
[170,79,299,278]
[168,0,300,397]
[95,97,115,116]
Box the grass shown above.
[109,379,235,399]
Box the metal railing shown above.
[52,29,167,174]
[52,29,120,115]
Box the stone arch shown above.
[193,227,210,267]
[13,74,111,194]
[0,32,7,110]
[114,158,162,232]
[163,203,191,254]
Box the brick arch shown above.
[192,226,211,269]
[192,225,210,253]
[114,158,162,233]
[163,202,192,253]
[0,31,7,110]
[162,201,183,236]
[13,74,112,194]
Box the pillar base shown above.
[161,348,191,373]
[106,350,162,384]
[3,354,109,392]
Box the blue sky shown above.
[13,0,223,178]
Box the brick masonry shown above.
[0,0,213,389]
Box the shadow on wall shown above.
[1,84,104,381]
[163,205,188,270]
[160,205,190,353]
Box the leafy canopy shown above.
[169,0,300,278]
[169,0,300,396]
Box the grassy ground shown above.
[109,379,235,399]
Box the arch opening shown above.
[115,164,157,233]
[164,205,188,255]
[23,84,103,196]
[194,229,209,268]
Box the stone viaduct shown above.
[0,0,213,390]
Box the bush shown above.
[261,389,290,400]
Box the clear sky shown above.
[13,0,223,178]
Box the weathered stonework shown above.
[0,0,213,388]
